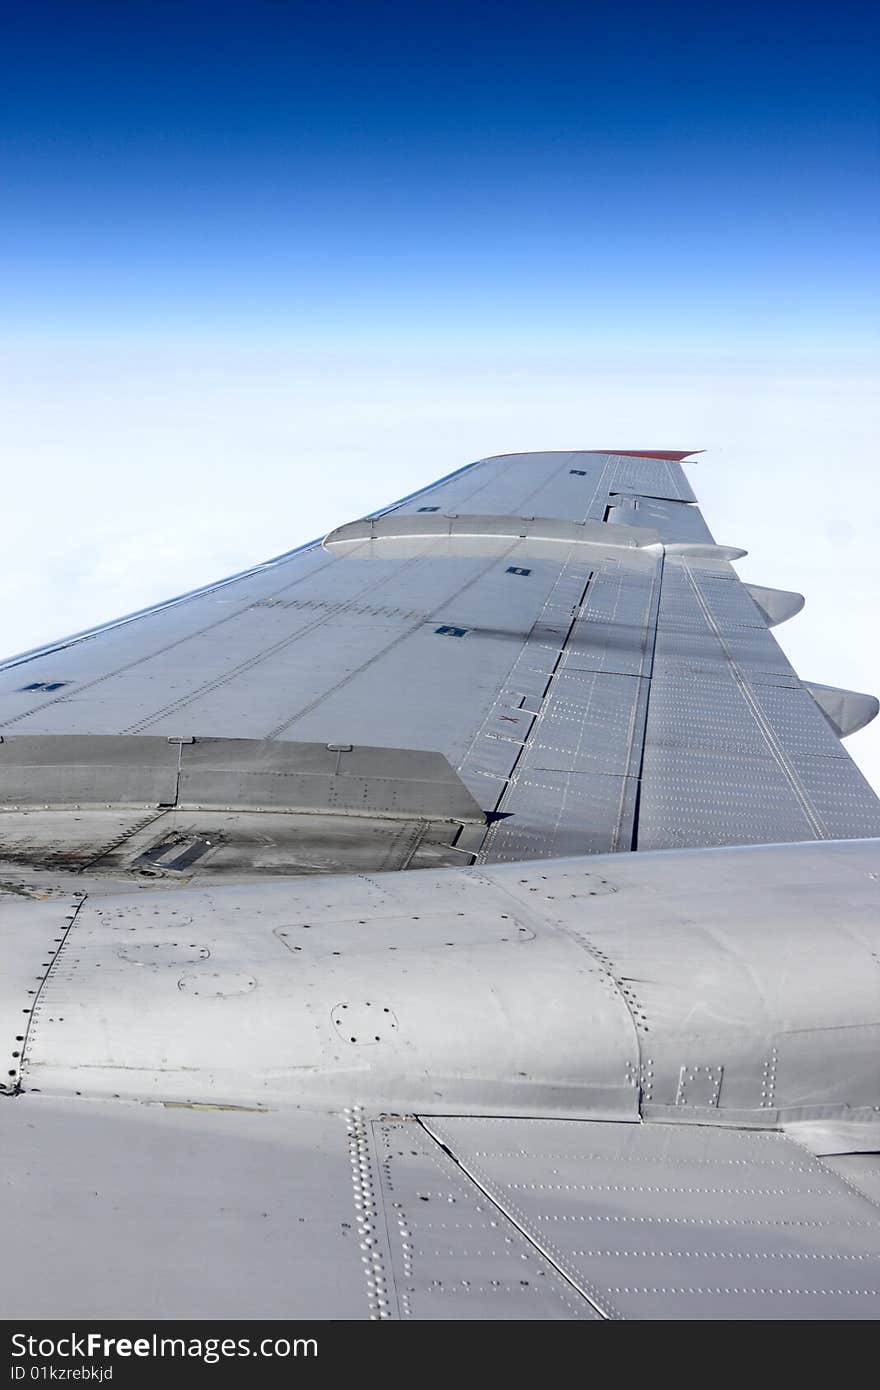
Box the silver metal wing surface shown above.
[1,450,878,884]
[1,449,878,1321]
[1,840,880,1319]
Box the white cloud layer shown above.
[3,344,878,791]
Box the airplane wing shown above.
[1,450,879,1322]
[1,450,878,878]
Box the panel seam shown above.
[416,1116,618,1319]
[16,894,88,1095]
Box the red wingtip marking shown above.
[589,449,704,462]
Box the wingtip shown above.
[589,449,705,462]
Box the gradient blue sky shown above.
[2,1,879,783]
[3,1,878,350]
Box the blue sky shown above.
[2,2,878,351]
[2,1,879,786]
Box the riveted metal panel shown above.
[520,668,648,778]
[0,895,86,1094]
[489,838,880,1130]
[608,495,715,544]
[688,569,777,628]
[479,770,640,860]
[787,754,880,839]
[471,547,659,859]
[749,683,861,759]
[366,1116,600,1319]
[637,746,824,848]
[645,669,785,757]
[653,635,800,682]
[274,908,535,958]
[564,557,659,677]
[644,670,865,764]
[11,869,639,1118]
[606,453,697,503]
[640,549,880,849]
[651,557,802,683]
[421,1117,880,1320]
